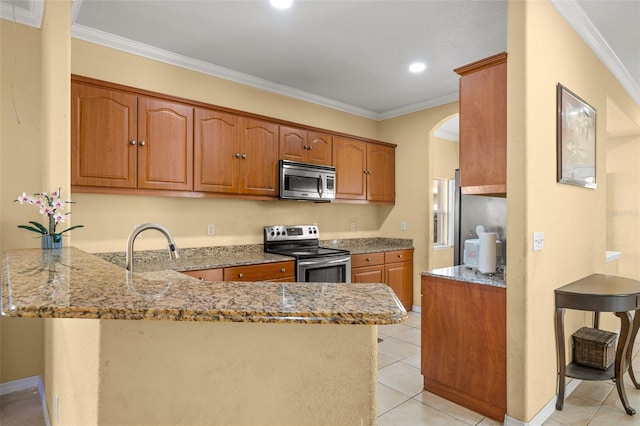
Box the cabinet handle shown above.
[280,268,286,273]
[139,140,146,146]
[242,153,247,159]
[235,153,241,158]
[198,277,204,281]
[397,254,403,258]
[129,140,137,145]
[238,273,244,278]
[366,257,372,262]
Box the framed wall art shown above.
[556,83,597,189]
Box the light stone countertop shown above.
[95,237,414,272]
[421,265,506,288]
[2,247,407,324]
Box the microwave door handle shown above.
[318,174,324,198]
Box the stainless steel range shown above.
[264,225,351,283]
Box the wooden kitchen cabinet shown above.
[71,82,138,188]
[182,268,223,282]
[351,249,413,311]
[384,250,413,311]
[421,275,506,421]
[223,261,295,282]
[454,52,507,196]
[351,252,385,283]
[72,79,194,191]
[195,108,279,197]
[280,126,333,165]
[182,261,295,282]
[137,96,193,191]
[334,137,395,203]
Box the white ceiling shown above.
[1,0,639,121]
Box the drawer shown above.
[384,249,413,264]
[351,252,385,268]
[182,268,223,282]
[223,261,296,281]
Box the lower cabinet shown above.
[421,275,506,421]
[351,249,413,311]
[182,261,295,283]
[182,268,223,282]
[384,250,413,311]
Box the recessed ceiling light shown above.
[409,62,427,73]
[270,0,293,9]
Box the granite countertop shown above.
[322,238,413,254]
[421,265,506,288]
[95,238,414,272]
[2,247,407,324]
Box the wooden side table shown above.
[555,274,640,415]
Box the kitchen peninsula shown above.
[421,266,506,421]
[2,247,406,425]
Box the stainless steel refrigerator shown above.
[453,169,507,267]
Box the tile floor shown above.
[376,311,640,426]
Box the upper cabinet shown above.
[334,137,395,203]
[71,81,194,191]
[279,126,333,165]
[71,75,395,203]
[454,52,507,196]
[195,109,278,196]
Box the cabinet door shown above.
[306,131,333,165]
[421,276,506,420]
[334,137,367,200]
[367,143,395,202]
[352,265,385,284]
[457,54,507,195]
[194,108,240,193]
[280,127,333,166]
[71,82,137,188]
[279,126,307,163]
[137,97,193,191]
[385,260,413,311]
[239,118,279,196]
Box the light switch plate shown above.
[533,232,544,251]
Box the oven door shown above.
[297,254,351,283]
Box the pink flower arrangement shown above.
[15,187,83,243]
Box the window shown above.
[433,178,455,247]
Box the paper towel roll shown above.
[478,232,497,273]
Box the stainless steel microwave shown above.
[279,160,336,201]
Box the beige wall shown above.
[0,0,70,382]
[506,1,640,421]
[378,104,460,305]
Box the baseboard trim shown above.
[0,375,51,426]
[504,378,582,426]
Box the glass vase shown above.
[41,235,62,250]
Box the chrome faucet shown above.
[126,223,179,273]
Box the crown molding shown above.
[0,0,44,28]
[551,0,640,107]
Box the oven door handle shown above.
[297,256,351,267]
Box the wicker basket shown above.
[572,327,617,370]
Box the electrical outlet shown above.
[207,224,215,236]
[533,231,544,251]
[350,222,356,231]
[400,221,407,231]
